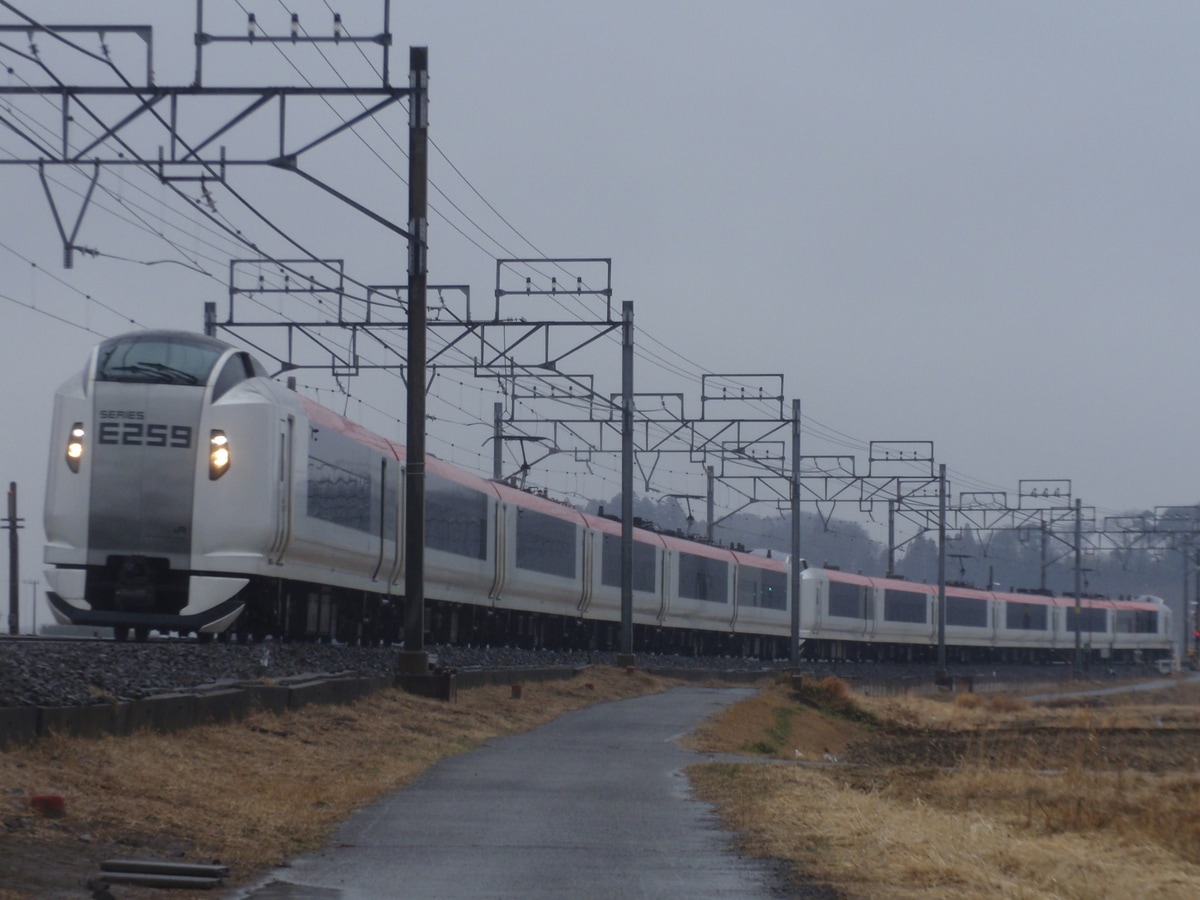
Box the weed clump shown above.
[794,677,880,726]
[986,694,1027,713]
[953,692,986,709]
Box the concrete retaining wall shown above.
[0,669,593,747]
[0,673,414,747]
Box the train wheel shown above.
[113,627,130,642]
[134,626,150,642]
[197,632,214,644]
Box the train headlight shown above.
[66,423,85,473]
[209,430,230,480]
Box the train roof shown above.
[100,329,233,349]
[580,511,669,547]
[298,395,401,459]
[731,547,788,572]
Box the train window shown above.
[737,572,760,608]
[306,428,373,532]
[946,596,988,628]
[426,475,488,560]
[739,571,787,614]
[307,456,372,532]
[1005,602,1048,631]
[96,333,225,385]
[1065,607,1108,633]
[828,581,869,619]
[211,353,257,401]
[515,508,577,578]
[756,569,787,610]
[883,589,928,624]
[678,553,728,603]
[600,533,656,592]
[1115,609,1157,634]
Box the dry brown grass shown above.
[689,677,1200,899]
[0,666,668,895]
[7,668,1200,899]
[682,675,866,762]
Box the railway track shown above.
[1,635,1160,711]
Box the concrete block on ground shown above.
[396,672,457,701]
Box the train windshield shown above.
[95,333,226,386]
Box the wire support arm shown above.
[273,161,415,240]
[38,159,100,268]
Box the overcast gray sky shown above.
[3,1,1199,627]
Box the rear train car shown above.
[796,567,1171,663]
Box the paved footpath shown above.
[235,685,795,899]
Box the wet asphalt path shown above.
[236,685,797,899]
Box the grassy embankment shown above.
[0,666,670,896]
[688,676,1200,899]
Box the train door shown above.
[371,458,398,583]
[578,529,595,615]
[268,414,294,564]
[387,462,405,590]
[488,501,508,601]
[656,548,670,625]
[728,566,740,631]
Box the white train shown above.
[44,331,1172,663]
[796,568,1170,664]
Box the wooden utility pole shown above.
[618,301,634,660]
[936,465,946,672]
[400,46,430,673]
[790,399,802,666]
[6,483,21,635]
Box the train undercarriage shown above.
[70,568,1161,666]
[81,571,792,660]
[796,636,1161,666]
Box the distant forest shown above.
[585,493,1196,649]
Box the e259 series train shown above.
[44,331,1172,663]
